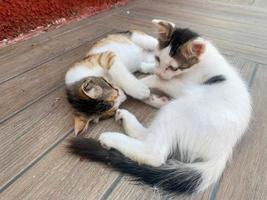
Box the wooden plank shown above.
[253,0,267,7]
[229,0,254,5]
[214,0,254,5]
[107,176,212,200]
[151,0,267,26]
[0,88,72,190]
[211,0,230,2]
[99,13,267,64]
[215,65,267,200]
[0,32,113,122]
[0,98,157,199]
[131,2,267,40]
[106,57,256,200]
[0,24,110,84]
[228,57,257,83]
[0,125,119,200]
[0,139,119,200]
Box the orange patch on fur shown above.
[74,114,90,135]
[72,51,116,70]
[99,51,116,69]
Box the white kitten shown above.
[69,20,251,195]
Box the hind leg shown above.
[99,132,164,166]
[115,109,147,140]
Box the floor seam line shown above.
[0,83,64,124]
[100,174,124,200]
[0,128,73,193]
[248,64,259,87]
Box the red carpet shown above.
[0,0,127,41]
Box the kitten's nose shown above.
[155,68,161,76]
[155,69,164,79]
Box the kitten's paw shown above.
[115,109,124,124]
[140,62,156,74]
[128,83,150,100]
[99,132,115,150]
[115,109,131,125]
[147,94,169,108]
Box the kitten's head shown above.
[66,77,126,135]
[152,19,206,80]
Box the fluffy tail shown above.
[68,137,225,195]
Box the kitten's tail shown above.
[68,137,226,195]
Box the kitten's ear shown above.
[152,19,175,41]
[192,42,206,56]
[74,115,90,135]
[81,82,103,99]
[182,39,206,58]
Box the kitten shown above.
[65,31,166,135]
[68,19,251,195]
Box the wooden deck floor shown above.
[0,0,267,199]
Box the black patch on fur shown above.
[203,75,226,85]
[167,28,199,57]
[68,137,202,195]
[169,29,199,56]
[66,88,113,116]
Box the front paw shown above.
[115,109,124,124]
[128,83,150,100]
[99,132,115,150]
[148,94,169,108]
[115,109,131,125]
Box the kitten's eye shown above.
[167,65,178,71]
[155,56,160,62]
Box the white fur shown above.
[65,65,104,85]
[99,39,251,192]
[130,32,158,50]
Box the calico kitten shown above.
[65,31,166,135]
[68,20,251,195]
